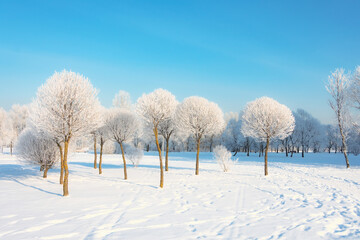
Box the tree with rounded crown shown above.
[136,89,178,188]
[106,108,140,180]
[30,70,102,196]
[241,97,295,176]
[175,96,225,175]
[16,128,59,178]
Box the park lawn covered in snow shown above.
[0,151,360,240]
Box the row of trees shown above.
[1,67,359,196]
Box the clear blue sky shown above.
[0,0,359,124]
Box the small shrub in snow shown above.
[213,145,235,172]
[124,144,144,167]
[16,128,59,178]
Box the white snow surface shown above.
[0,151,360,240]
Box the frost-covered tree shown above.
[30,70,102,196]
[113,90,132,110]
[222,116,243,155]
[326,68,351,168]
[293,109,321,157]
[136,89,178,188]
[241,97,295,176]
[16,128,59,178]
[350,66,360,110]
[175,96,225,175]
[106,108,140,180]
[96,110,111,175]
[9,104,29,155]
[325,125,336,153]
[0,108,12,151]
[158,99,179,171]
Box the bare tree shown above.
[30,70,102,196]
[326,68,351,168]
[106,109,140,180]
[293,109,321,157]
[175,96,225,175]
[241,97,295,176]
[136,89,178,188]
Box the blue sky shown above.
[0,0,359,124]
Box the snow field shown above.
[0,152,359,239]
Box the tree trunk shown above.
[63,140,70,196]
[165,137,169,171]
[10,142,13,156]
[338,122,350,168]
[57,143,64,185]
[119,142,127,180]
[247,146,250,156]
[233,151,238,156]
[302,146,304,158]
[154,127,164,188]
[99,139,104,175]
[264,137,270,176]
[93,134,97,169]
[195,137,201,175]
[43,167,49,178]
[285,146,288,157]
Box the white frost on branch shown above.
[136,88,178,129]
[113,90,132,110]
[106,108,140,144]
[16,128,59,171]
[175,96,225,139]
[241,97,295,141]
[213,145,236,172]
[30,70,102,142]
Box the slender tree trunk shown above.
[285,146,288,157]
[302,146,304,158]
[165,137,169,171]
[119,142,127,180]
[99,139,104,175]
[233,151,238,157]
[154,127,164,188]
[43,167,49,178]
[195,137,201,175]
[57,143,64,185]
[93,134,97,169]
[247,146,250,156]
[10,142,13,156]
[264,137,270,176]
[338,123,350,168]
[63,140,70,196]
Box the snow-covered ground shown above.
[0,151,360,239]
